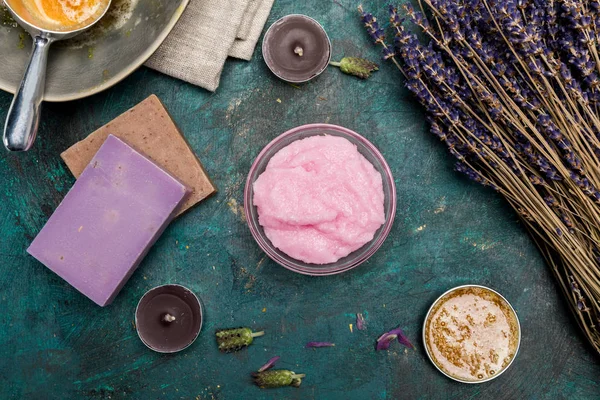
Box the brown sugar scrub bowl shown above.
[423,285,521,383]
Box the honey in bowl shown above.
[6,0,110,31]
[423,285,520,383]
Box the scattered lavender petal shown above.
[356,313,366,330]
[305,342,335,348]
[375,332,396,351]
[258,356,280,372]
[376,327,413,350]
[396,329,414,349]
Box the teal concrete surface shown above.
[0,1,599,399]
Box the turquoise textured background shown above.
[0,1,599,399]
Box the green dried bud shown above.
[330,57,379,79]
[215,327,264,352]
[252,370,306,389]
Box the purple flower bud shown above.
[544,195,557,206]
[376,327,413,351]
[356,313,367,330]
[305,342,335,348]
[258,356,280,372]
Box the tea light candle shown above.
[135,285,203,353]
[262,14,331,83]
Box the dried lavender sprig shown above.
[252,370,305,389]
[358,5,405,74]
[330,57,379,79]
[215,327,264,352]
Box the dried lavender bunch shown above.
[360,1,600,355]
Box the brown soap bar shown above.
[61,95,216,216]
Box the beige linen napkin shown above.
[236,0,260,40]
[145,0,275,92]
[230,0,273,60]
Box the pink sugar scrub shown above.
[253,135,386,264]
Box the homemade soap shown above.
[28,135,189,306]
[61,95,216,217]
[253,135,385,264]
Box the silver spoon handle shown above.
[3,35,52,152]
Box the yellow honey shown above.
[8,0,109,31]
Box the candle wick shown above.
[163,313,176,323]
[294,46,304,57]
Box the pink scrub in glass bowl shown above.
[244,124,396,275]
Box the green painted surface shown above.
[0,1,599,399]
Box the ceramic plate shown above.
[0,0,188,102]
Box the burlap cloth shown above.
[145,0,275,92]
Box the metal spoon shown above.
[2,1,111,152]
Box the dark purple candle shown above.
[262,14,331,83]
[135,284,202,353]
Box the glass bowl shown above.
[244,123,397,275]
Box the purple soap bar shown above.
[28,135,189,306]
